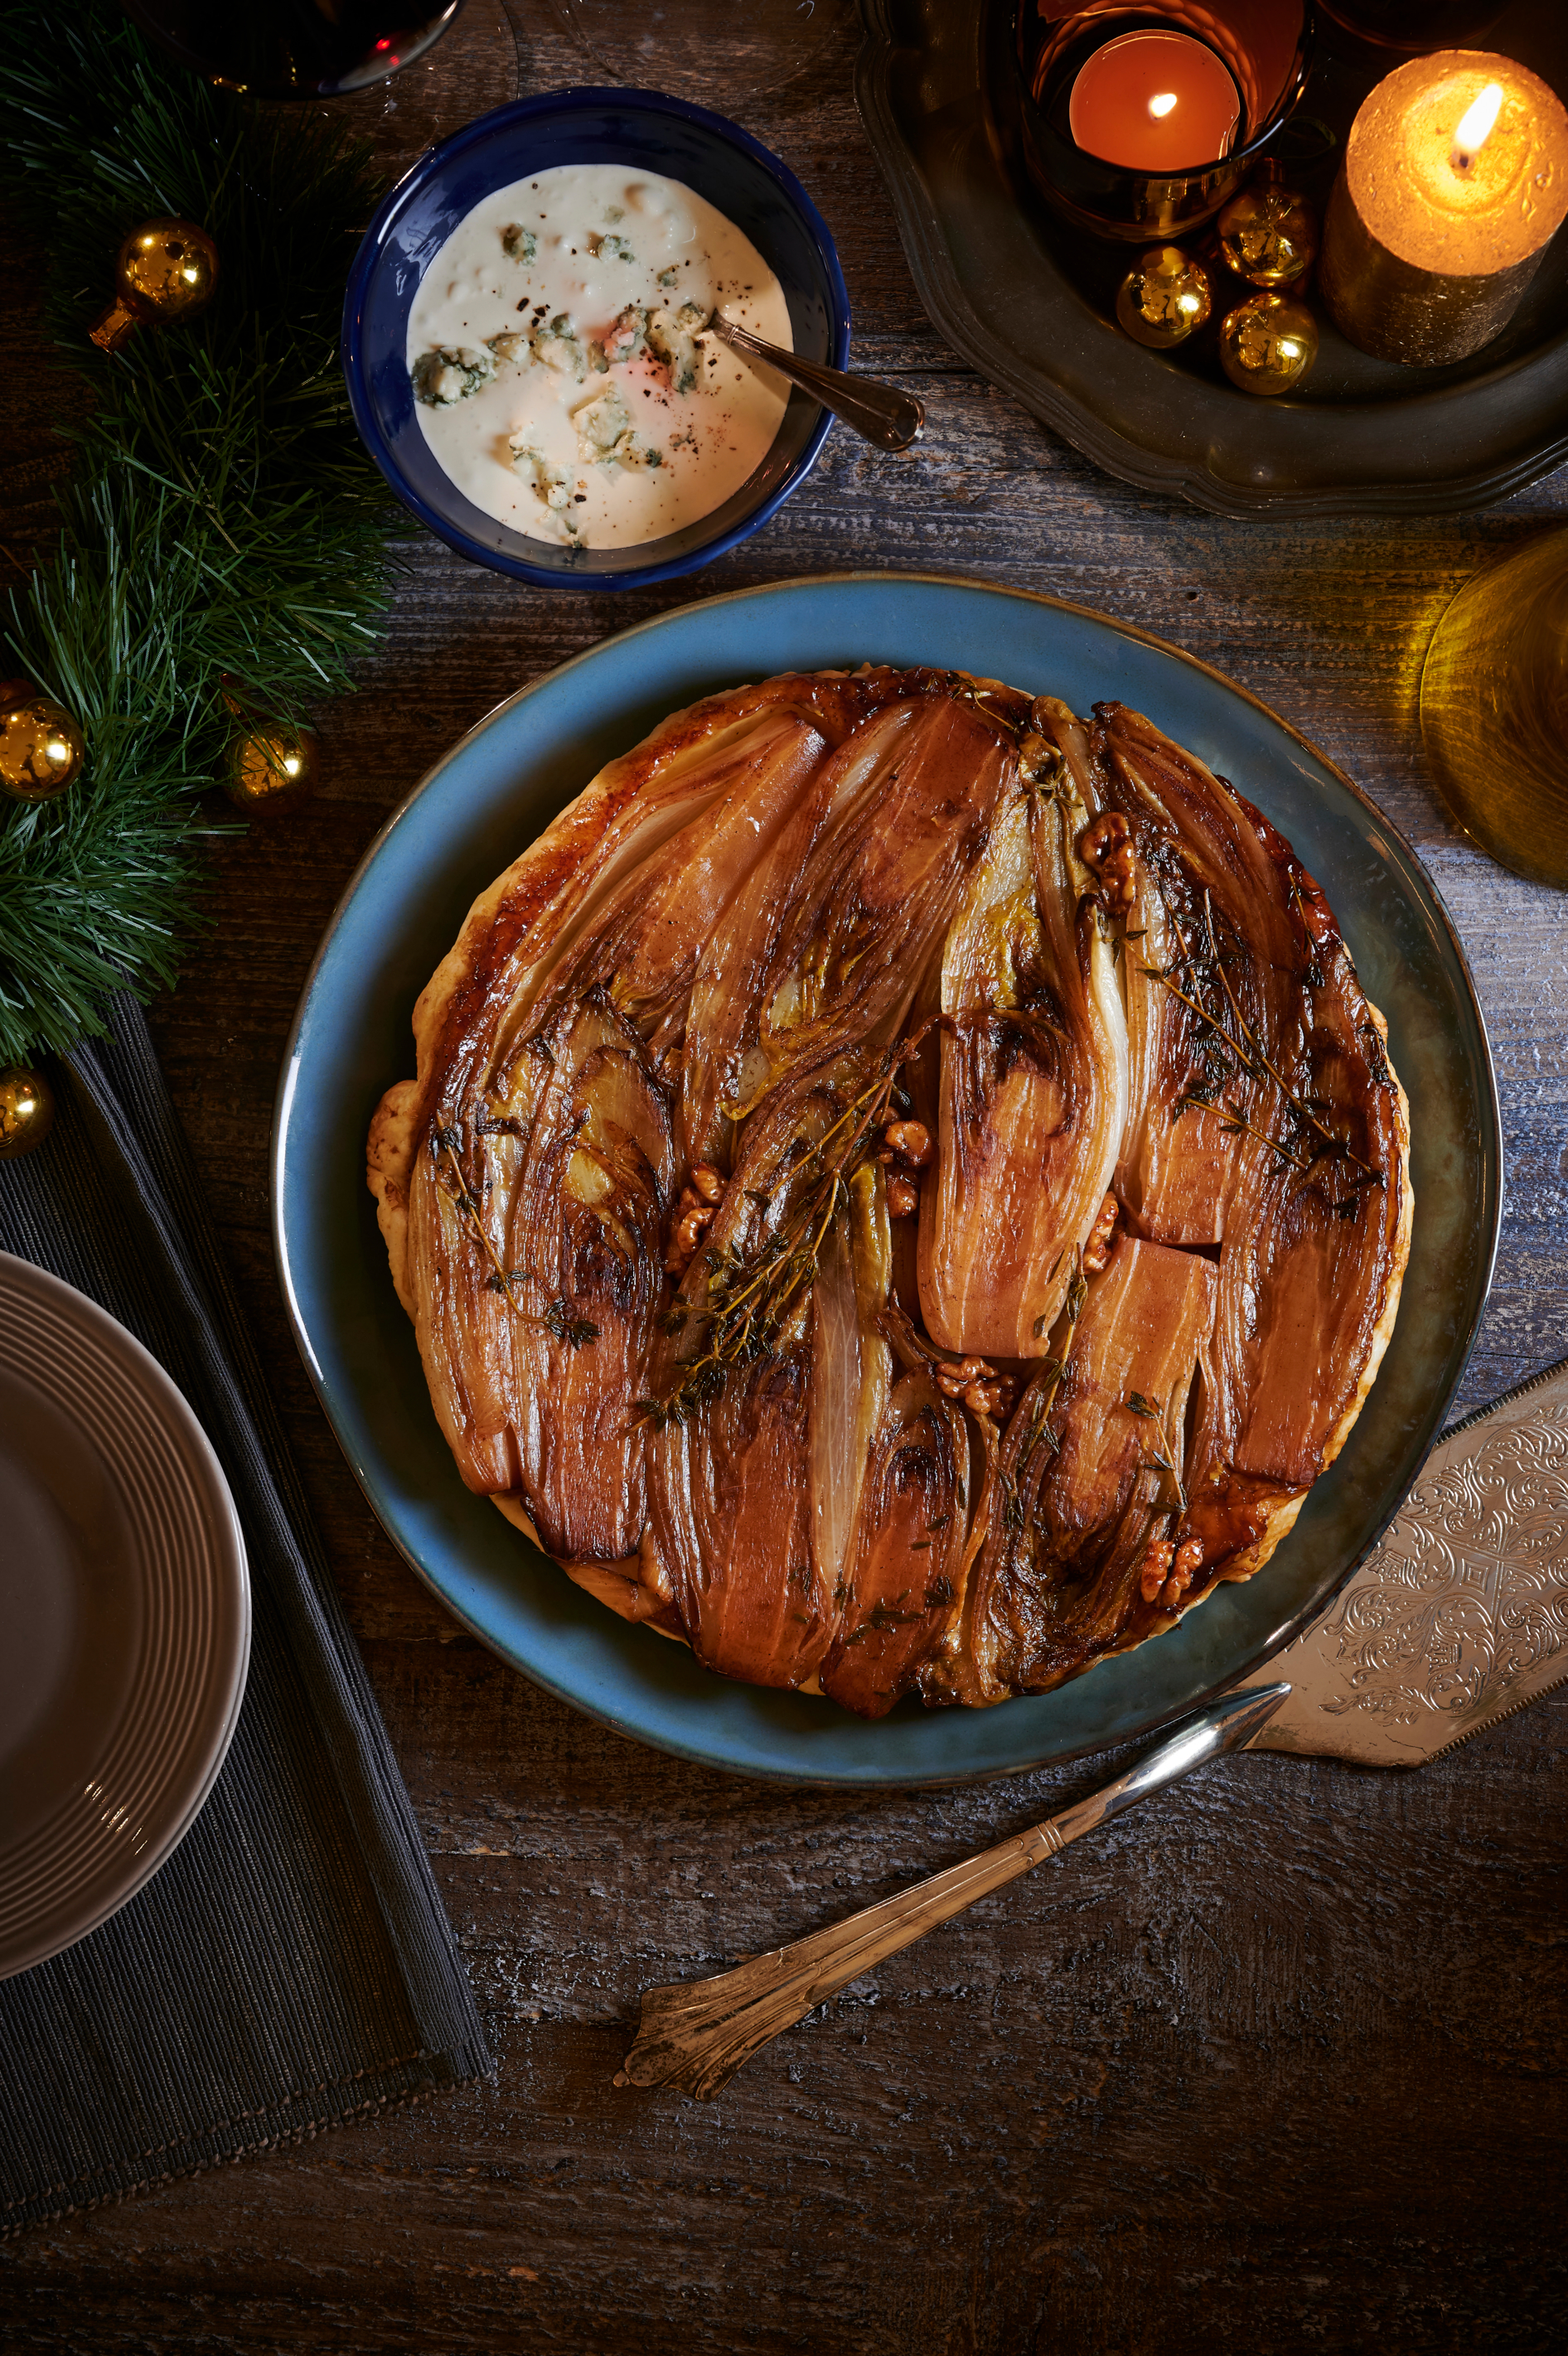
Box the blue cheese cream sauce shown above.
[407,164,793,549]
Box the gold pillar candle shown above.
[1319,52,1568,365]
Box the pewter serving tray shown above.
[856,0,1568,516]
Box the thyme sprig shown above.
[641,1039,920,1429]
[1197,893,1381,1181]
[1174,1088,1310,1173]
[433,1132,599,1349]
[1124,1391,1188,1513]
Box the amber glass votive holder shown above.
[1014,1,1314,241]
[1420,531,1568,891]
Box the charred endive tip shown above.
[1140,888,1385,1195]
[433,1129,600,1348]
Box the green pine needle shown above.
[0,0,398,1063]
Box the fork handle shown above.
[617,1681,1290,2098]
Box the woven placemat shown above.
[0,998,492,2233]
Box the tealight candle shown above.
[1068,29,1241,171]
[1319,51,1568,365]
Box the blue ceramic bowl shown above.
[341,88,849,589]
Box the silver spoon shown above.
[708,314,925,453]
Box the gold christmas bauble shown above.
[1115,246,1213,350]
[1219,293,1319,396]
[0,1065,55,1159]
[223,719,318,811]
[0,678,85,802]
[1217,176,1319,289]
[90,218,220,356]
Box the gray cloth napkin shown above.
[0,996,492,2233]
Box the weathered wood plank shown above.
[2,0,1566,2344]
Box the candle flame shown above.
[1148,90,1178,119]
[1452,83,1503,170]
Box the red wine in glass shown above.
[120,0,462,99]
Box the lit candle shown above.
[1319,51,1568,366]
[1067,30,1241,172]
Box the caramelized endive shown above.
[370,672,1411,1715]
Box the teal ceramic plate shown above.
[273,574,1500,1787]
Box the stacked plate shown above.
[0,1255,249,1979]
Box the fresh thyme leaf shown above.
[1122,1390,1186,1510]
[844,1597,926,1643]
[544,1298,600,1349]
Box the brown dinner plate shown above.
[0,1255,249,1979]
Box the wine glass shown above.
[119,0,520,172]
[1420,530,1568,891]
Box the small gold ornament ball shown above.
[1219,293,1319,396]
[1217,177,1319,288]
[0,678,85,802]
[119,217,219,322]
[223,720,319,812]
[0,1065,55,1160]
[90,218,220,354]
[1115,245,1213,350]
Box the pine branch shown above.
[0,0,398,1065]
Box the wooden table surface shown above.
[6,4,1567,2348]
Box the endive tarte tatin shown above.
[369,669,1411,1717]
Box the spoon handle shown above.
[711,317,925,452]
[616,1682,1290,2099]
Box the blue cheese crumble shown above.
[411,345,496,407]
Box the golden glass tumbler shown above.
[1420,530,1568,890]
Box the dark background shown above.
[2,1,1565,2347]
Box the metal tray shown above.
[856,0,1568,515]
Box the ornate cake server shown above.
[617,1358,1568,2099]
[1237,1356,1568,1764]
